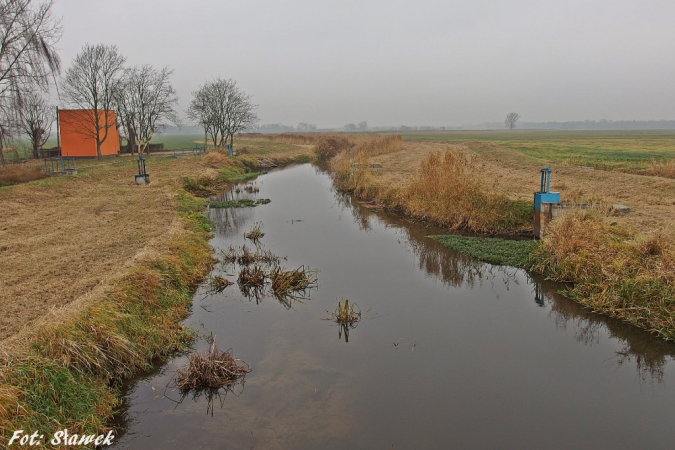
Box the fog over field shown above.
[53,0,675,128]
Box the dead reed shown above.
[268,265,318,300]
[314,136,355,160]
[209,276,234,293]
[531,210,675,339]
[644,159,675,179]
[244,222,265,241]
[172,340,249,389]
[221,245,280,266]
[237,264,266,288]
[0,163,50,186]
[331,299,361,326]
[397,149,531,233]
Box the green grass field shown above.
[398,130,675,170]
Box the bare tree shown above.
[505,112,520,130]
[0,0,61,164]
[19,91,53,158]
[188,78,258,148]
[61,44,126,159]
[116,65,178,154]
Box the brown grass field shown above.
[0,155,217,346]
[367,139,675,233]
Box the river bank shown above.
[0,147,313,442]
[113,163,675,449]
[312,133,675,341]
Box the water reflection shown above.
[536,279,675,383]
[167,384,246,417]
[207,185,260,238]
[331,177,675,383]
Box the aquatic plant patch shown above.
[429,235,537,269]
[209,198,271,208]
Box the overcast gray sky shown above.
[52,0,675,128]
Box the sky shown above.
[51,0,675,128]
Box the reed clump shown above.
[210,276,234,293]
[531,210,675,339]
[329,144,531,235]
[268,265,318,299]
[0,163,51,186]
[173,341,249,390]
[220,245,280,266]
[237,264,266,288]
[203,151,235,169]
[397,149,531,234]
[244,222,265,241]
[644,159,675,179]
[315,136,355,160]
[331,299,361,326]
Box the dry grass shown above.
[314,135,355,160]
[397,149,531,233]
[209,276,234,293]
[220,245,279,266]
[0,161,51,186]
[329,137,530,234]
[331,299,361,326]
[268,265,318,300]
[248,133,319,146]
[244,222,265,241]
[203,150,236,168]
[531,210,675,339]
[0,155,205,343]
[644,159,675,179]
[237,264,266,288]
[172,340,249,390]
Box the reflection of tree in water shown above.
[207,186,257,238]
[535,280,675,384]
[329,177,675,384]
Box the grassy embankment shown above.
[307,131,675,340]
[0,142,314,441]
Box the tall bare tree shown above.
[61,44,125,159]
[0,0,61,164]
[187,78,257,149]
[505,112,520,130]
[116,65,178,154]
[19,91,53,158]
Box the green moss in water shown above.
[429,235,537,269]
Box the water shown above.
[113,164,675,449]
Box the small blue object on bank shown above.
[533,167,559,211]
[226,144,233,156]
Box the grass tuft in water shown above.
[244,222,265,241]
[268,265,318,300]
[172,340,249,390]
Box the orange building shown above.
[58,109,120,157]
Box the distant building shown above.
[58,109,120,157]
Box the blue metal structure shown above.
[533,167,560,211]
[44,157,76,174]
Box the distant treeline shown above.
[162,120,675,135]
[519,120,675,130]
